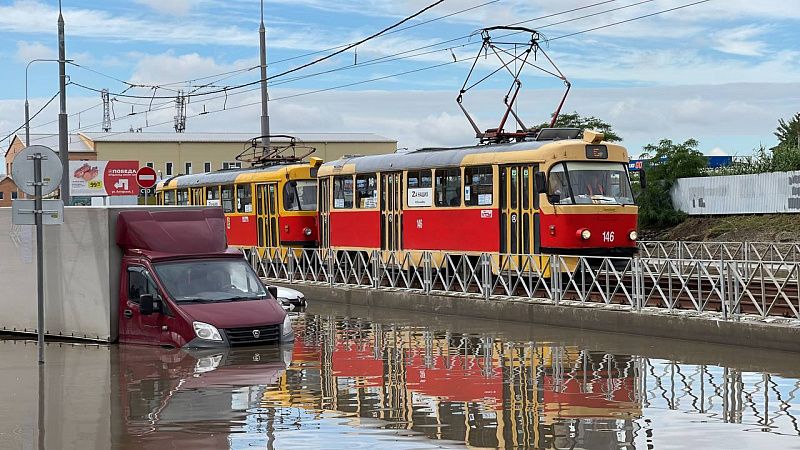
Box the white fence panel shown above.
[672,171,800,215]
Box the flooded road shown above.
[2,301,800,449]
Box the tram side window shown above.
[406,170,432,207]
[464,166,493,206]
[355,174,378,209]
[163,190,176,205]
[221,185,235,213]
[435,168,461,207]
[177,189,189,206]
[206,186,221,207]
[333,176,354,209]
[236,184,253,213]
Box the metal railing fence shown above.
[245,247,800,322]
[639,241,800,264]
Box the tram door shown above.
[500,165,539,257]
[380,172,403,251]
[191,188,205,206]
[318,178,330,248]
[256,183,279,248]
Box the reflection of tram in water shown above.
[263,316,643,448]
[156,136,321,250]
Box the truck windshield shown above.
[153,259,267,303]
[548,162,634,205]
[284,180,317,211]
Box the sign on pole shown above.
[69,161,139,197]
[12,146,62,197]
[136,166,158,189]
[11,145,63,365]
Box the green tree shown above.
[534,111,622,142]
[637,138,706,228]
[775,112,800,149]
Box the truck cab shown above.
[116,209,292,348]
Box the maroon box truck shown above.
[115,208,292,348]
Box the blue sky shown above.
[1,0,799,161]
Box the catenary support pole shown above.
[259,0,271,154]
[58,1,70,205]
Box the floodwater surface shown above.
[1,301,800,449]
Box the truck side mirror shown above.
[267,285,278,299]
[534,172,548,194]
[139,294,160,316]
[639,170,647,190]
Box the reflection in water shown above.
[112,314,800,449]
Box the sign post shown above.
[136,166,158,206]
[11,145,63,364]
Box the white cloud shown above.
[711,25,770,56]
[708,147,728,156]
[134,0,193,16]
[15,41,55,63]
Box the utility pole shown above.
[259,0,271,156]
[57,0,70,205]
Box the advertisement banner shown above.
[70,161,139,197]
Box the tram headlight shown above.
[303,227,312,236]
[629,230,638,241]
[578,229,591,241]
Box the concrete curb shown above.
[275,282,800,353]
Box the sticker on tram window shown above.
[207,200,221,207]
[480,210,492,218]
[363,198,377,208]
[464,186,471,201]
[408,188,432,207]
[334,198,345,208]
[478,194,492,206]
[585,145,608,159]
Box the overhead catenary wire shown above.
[0,89,63,143]
[22,0,714,139]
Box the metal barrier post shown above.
[720,254,727,320]
[482,253,491,300]
[372,250,380,289]
[424,251,432,295]
[633,255,643,312]
[551,255,561,305]
[288,250,295,283]
[327,250,334,286]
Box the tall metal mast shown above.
[57,0,70,204]
[259,0,271,156]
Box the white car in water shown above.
[273,285,306,310]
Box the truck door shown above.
[121,265,171,345]
[380,172,402,251]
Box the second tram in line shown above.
[156,158,322,249]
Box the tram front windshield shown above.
[284,180,317,211]
[548,162,634,205]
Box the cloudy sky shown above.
[0,0,798,168]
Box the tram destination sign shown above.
[69,161,139,197]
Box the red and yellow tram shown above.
[156,158,322,249]
[317,129,637,267]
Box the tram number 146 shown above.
[602,231,615,243]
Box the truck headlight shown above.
[193,321,222,341]
[282,314,294,342]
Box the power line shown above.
[0,89,62,143]
[25,0,715,139]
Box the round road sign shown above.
[136,166,158,189]
[11,145,63,197]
